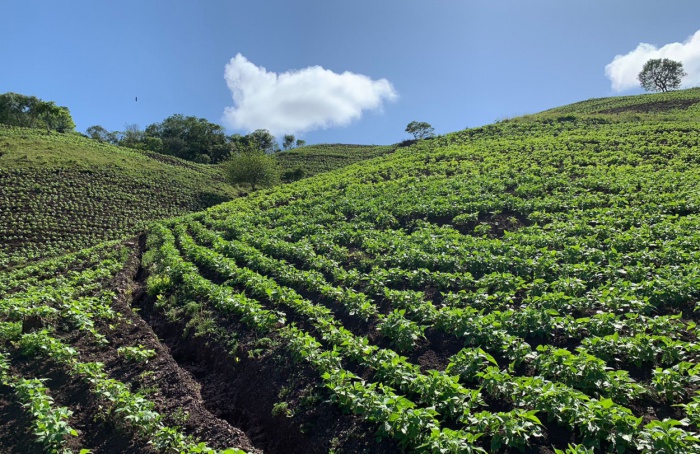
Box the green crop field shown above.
[276,144,397,180]
[3,89,700,453]
[0,126,384,272]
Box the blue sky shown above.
[3,0,700,145]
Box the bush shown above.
[282,167,306,183]
[225,150,280,191]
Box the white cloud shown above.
[605,30,700,92]
[222,54,398,136]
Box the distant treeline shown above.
[87,116,304,164]
[0,92,305,165]
[0,92,75,133]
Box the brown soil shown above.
[0,236,259,454]
[80,236,259,452]
[134,240,399,454]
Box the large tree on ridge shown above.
[638,58,687,93]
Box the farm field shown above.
[0,126,386,271]
[0,126,239,271]
[4,88,700,453]
[276,144,397,181]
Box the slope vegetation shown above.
[543,86,700,116]
[276,143,396,181]
[144,90,700,453]
[0,125,240,270]
[0,239,256,453]
[0,128,395,271]
[4,89,700,453]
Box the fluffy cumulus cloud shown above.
[222,54,398,136]
[605,30,700,92]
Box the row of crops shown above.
[0,240,253,453]
[0,167,232,269]
[545,87,700,116]
[142,96,700,452]
[4,89,700,452]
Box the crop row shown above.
[144,218,700,452]
[189,215,698,403]
[0,239,245,453]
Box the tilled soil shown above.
[0,236,259,453]
[134,253,400,454]
[83,236,260,452]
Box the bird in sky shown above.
[135,96,138,102]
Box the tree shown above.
[405,121,435,140]
[145,114,229,162]
[34,101,75,133]
[86,125,119,144]
[296,139,306,148]
[120,123,145,149]
[0,92,74,132]
[225,148,280,191]
[0,92,40,128]
[249,129,279,153]
[638,58,687,93]
[282,134,295,150]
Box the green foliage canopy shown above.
[249,129,279,154]
[638,59,687,93]
[86,125,119,144]
[145,114,230,163]
[86,117,285,164]
[225,148,280,191]
[282,134,295,150]
[405,121,435,139]
[0,92,75,133]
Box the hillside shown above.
[4,89,700,453]
[276,144,397,180]
[543,87,700,116]
[0,126,389,271]
[0,125,241,270]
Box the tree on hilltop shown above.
[229,129,279,154]
[638,58,686,93]
[120,123,145,149]
[145,114,229,163]
[0,92,74,132]
[249,129,279,153]
[282,134,296,150]
[405,121,435,140]
[86,125,119,144]
[33,101,75,133]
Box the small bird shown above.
[135,96,138,102]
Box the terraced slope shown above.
[5,89,700,453]
[0,128,398,271]
[0,240,256,453]
[543,86,700,116]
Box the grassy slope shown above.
[542,86,700,116]
[0,127,393,270]
[275,143,397,179]
[0,125,240,269]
